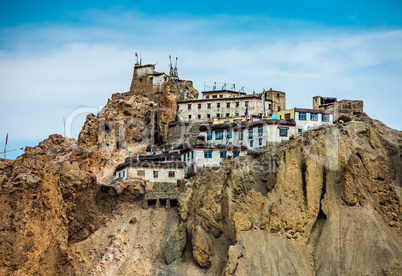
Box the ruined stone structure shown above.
[143,182,181,209]
[313,96,363,121]
[129,58,198,103]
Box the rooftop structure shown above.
[313,96,364,122]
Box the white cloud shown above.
[1,13,401,159]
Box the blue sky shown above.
[1,1,401,159]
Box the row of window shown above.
[207,130,232,140]
[189,113,242,120]
[298,112,329,122]
[207,127,287,140]
[187,101,248,110]
[132,170,177,178]
[204,151,240,158]
[205,95,224,99]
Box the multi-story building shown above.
[199,119,296,149]
[145,144,246,176]
[177,89,286,122]
[277,108,333,132]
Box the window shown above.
[258,127,263,136]
[239,132,243,140]
[250,140,254,147]
[122,171,125,177]
[278,106,281,112]
[204,151,212,158]
[226,113,230,118]
[285,113,291,119]
[153,171,158,178]
[227,129,232,138]
[217,113,220,118]
[198,104,201,109]
[169,171,175,177]
[188,104,191,110]
[233,151,240,158]
[137,170,145,177]
[235,113,239,116]
[259,138,262,145]
[245,101,249,107]
[219,95,223,98]
[198,114,201,119]
[298,128,302,133]
[206,96,209,99]
[188,115,191,119]
[213,95,217,99]
[183,154,186,161]
[310,113,318,121]
[207,114,211,119]
[207,103,211,109]
[236,102,239,107]
[322,114,329,122]
[191,151,194,159]
[279,128,288,137]
[299,112,306,120]
[227,103,230,108]
[220,151,226,158]
[249,129,253,139]
[217,103,220,108]
[216,131,223,140]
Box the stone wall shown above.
[334,100,364,121]
[265,89,286,114]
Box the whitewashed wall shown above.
[135,65,154,77]
[295,111,333,132]
[181,149,245,174]
[120,167,185,183]
[177,98,271,121]
[115,168,128,180]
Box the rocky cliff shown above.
[12,49,402,274]
[0,104,401,274]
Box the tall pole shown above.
[63,117,66,137]
[4,133,8,159]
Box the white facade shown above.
[115,165,184,184]
[135,65,155,77]
[181,148,245,175]
[116,168,128,180]
[199,120,296,150]
[202,90,246,99]
[294,110,333,132]
[235,124,296,149]
[152,73,168,89]
[200,128,235,146]
[178,97,271,122]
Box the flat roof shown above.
[202,90,246,95]
[178,96,271,104]
[294,108,333,114]
[116,160,186,171]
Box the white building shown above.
[179,145,247,176]
[177,90,272,122]
[115,155,185,184]
[277,108,333,132]
[198,119,297,150]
